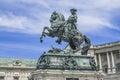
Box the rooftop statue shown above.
[40,8,91,54]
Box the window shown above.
[104,67,108,73]
[36,78,42,80]
[116,53,120,59]
[0,76,4,80]
[66,78,79,80]
[116,64,120,72]
[13,77,19,80]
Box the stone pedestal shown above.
[29,52,104,80]
[31,70,103,80]
[103,73,120,80]
[36,52,97,71]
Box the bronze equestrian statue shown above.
[40,8,91,54]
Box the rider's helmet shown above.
[70,8,77,14]
[53,11,57,15]
[70,8,77,12]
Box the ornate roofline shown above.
[93,41,120,49]
[0,58,37,68]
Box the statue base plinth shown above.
[30,70,103,80]
[30,51,104,80]
[36,52,96,70]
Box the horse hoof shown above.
[43,34,45,37]
[56,40,61,44]
[58,42,61,44]
[40,40,43,43]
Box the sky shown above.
[0,0,120,59]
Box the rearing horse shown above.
[40,11,90,52]
[40,11,65,43]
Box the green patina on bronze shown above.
[40,8,91,53]
[36,50,96,71]
[36,52,94,70]
[37,9,97,71]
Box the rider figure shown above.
[67,8,77,30]
[55,8,78,44]
[64,8,77,38]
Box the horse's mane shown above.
[57,12,65,21]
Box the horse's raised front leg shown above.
[40,32,44,43]
[40,27,53,43]
[40,27,48,43]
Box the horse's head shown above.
[50,11,65,22]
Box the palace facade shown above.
[64,41,120,75]
[90,41,120,74]
[0,58,36,80]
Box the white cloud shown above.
[0,0,50,8]
[56,0,120,10]
[0,13,49,34]
[92,0,120,10]
[0,0,120,36]
[0,13,27,29]
[77,15,120,33]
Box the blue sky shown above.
[0,0,120,59]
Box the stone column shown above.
[98,53,102,72]
[111,51,116,73]
[94,54,98,66]
[107,52,111,74]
